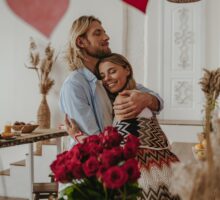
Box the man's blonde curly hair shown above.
[66,15,101,70]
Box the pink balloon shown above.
[6,0,69,37]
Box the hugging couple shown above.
[60,15,180,200]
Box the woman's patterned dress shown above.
[114,115,180,200]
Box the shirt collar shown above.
[78,67,97,83]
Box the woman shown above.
[95,53,180,200]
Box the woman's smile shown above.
[105,80,118,89]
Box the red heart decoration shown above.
[6,0,69,37]
[123,0,148,13]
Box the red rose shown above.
[103,166,128,189]
[100,147,123,168]
[73,142,91,159]
[50,151,67,173]
[96,164,108,180]
[67,145,82,161]
[101,126,123,148]
[123,142,139,160]
[83,142,103,157]
[55,150,68,161]
[83,156,100,177]
[53,165,69,183]
[50,151,70,182]
[66,155,81,170]
[100,150,115,168]
[70,160,84,179]
[122,159,140,182]
[84,134,101,144]
[126,134,140,148]
[110,146,124,161]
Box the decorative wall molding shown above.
[174,7,194,70]
[162,0,204,120]
[172,80,193,107]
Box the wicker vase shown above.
[37,94,51,129]
[36,95,51,154]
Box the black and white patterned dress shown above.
[114,109,180,200]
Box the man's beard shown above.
[85,47,111,59]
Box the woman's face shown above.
[99,61,130,93]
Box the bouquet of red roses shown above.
[50,126,142,200]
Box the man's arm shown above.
[136,83,163,112]
[60,80,101,136]
[113,84,163,119]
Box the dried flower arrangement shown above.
[26,37,56,95]
[170,68,220,200]
[26,37,57,129]
[199,68,220,169]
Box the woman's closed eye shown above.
[109,69,116,74]
[99,68,116,80]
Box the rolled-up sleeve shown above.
[60,80,100,135]
[136,83,164,114]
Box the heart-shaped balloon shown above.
[6,0,69,37]
[123,0,148,13]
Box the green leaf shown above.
[85,188,105,199]
[124,182,142,198]
[59,179,141,200]
[64,185,74,196]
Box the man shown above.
[60,15,163,144]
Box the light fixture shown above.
[166,0,201,3]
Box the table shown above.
[0,129,68,200]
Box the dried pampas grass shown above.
[171,132,220,200]
[170,162,200,200]
[26,37,57,95]
[199,68,220,171]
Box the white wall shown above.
[125,6,146,84]
[144,0,163,94]
[205,0,220,68]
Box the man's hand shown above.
[65,114,87,143]
[113,90,159,120]
[65,114,80,138]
